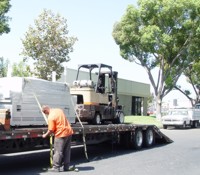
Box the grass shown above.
[124,115,163,128]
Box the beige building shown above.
[58,68,150,116]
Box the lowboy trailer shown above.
[0,123,172,155]
[0,76,172,157]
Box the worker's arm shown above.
[42,130,53,138]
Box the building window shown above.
[132,96,142,115]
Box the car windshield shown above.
[169,111,188,115]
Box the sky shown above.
[0,0,194,104]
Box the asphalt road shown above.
[1,127,200,175]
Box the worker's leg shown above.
[53,137,65,169]
[63,135,72,170]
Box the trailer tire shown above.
[131,129,143,150]
[92,113,101,125]
[143,127,155,147]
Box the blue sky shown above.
[1,0,145,81]
[0,0,193,104]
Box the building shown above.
[58,67,150,116]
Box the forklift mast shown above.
[75,63,119,109]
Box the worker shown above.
[42,105,74,172]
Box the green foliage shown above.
[21,9,77,80]
[12,61,32,77]
[0,0,11,35]
[147,92,154,105]
[182,59,200,104]
[112,0,200,115]
[0,57,8,77]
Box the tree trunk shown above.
[156,96,162,120]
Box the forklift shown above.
[70,63,124,124]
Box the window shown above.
[132,96,142,115]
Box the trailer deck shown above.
[0,123,172,154]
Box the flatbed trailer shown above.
[0,123,172,155]
[0,76,172,156]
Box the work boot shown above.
[64,166,79,172]
[48,167,60,172]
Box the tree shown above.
[0,57,8,77]
[12,60,32,77]
[147,92,155,115]
[0,0,11,35]
[175,59,200,106]
[112,0,200,119]
[175,22,200,106]
[21,9,77,81]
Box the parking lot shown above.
[1,127,200,175]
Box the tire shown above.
[92,113,101,125]
[143,127,155,147]
[163,125,167,129]
[121,129,143,150]
[182,121,186,129]
[114,112,124,124]
[192,121,198,128]
[131,129,143,150]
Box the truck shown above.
[162,107,200,129]
[0,64,172,159]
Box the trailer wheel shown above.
[131,129,143,150]
[114,112,124,124]
[92,113,101,125]
[143,127,155,147]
